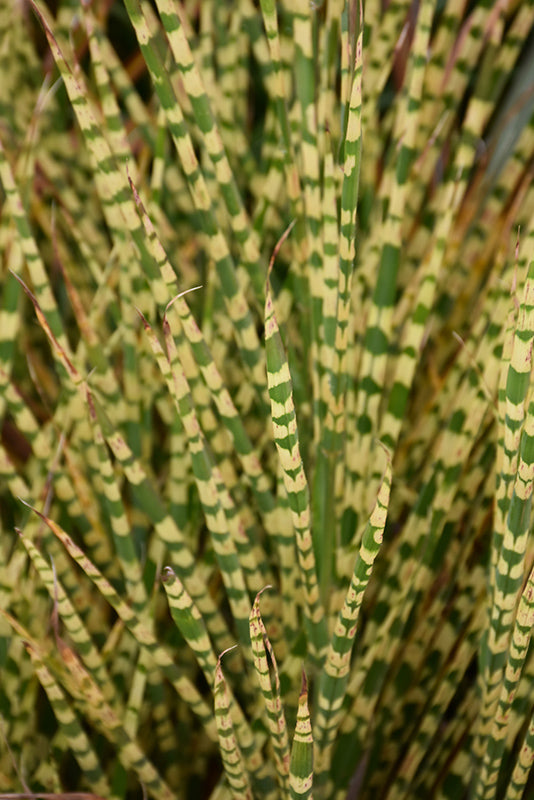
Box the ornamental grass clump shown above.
[1,0,534,797]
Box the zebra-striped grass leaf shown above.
[265,236,328,664]
[249,588,290,796]
[289,672,313,800]
[214,648,253,800]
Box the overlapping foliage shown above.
[1,0,534,798]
